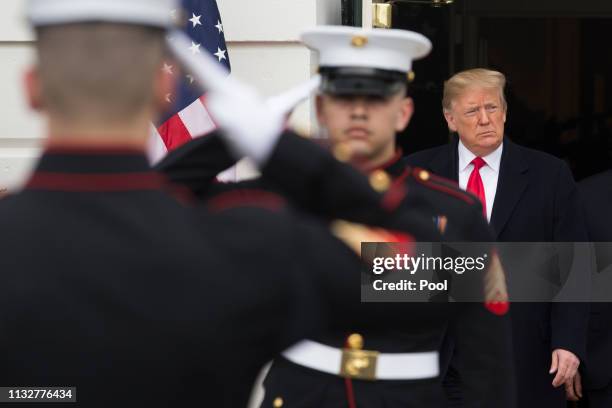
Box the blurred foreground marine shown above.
[0,1,450,407]
[157,26,514,407]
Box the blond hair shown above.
[442,68,507,112]
[36,23,165,124]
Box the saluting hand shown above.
[549,348,580,389]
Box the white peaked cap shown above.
[301,25,432,74]
[26,0,178,28]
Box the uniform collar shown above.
[26,144,166,192]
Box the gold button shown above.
[369,170,391,192]
[273,397,284,407]
[407,71,416,83]
[347,333,364,350]
[418,170,430,181]
[333,142,353,163]
[351,35,368,48]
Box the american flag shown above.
[148,0,231,165]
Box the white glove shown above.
[167,30,320,165]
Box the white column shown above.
[0,0,43,191]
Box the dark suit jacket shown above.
[406,136,590,407]
[579,170,612,391]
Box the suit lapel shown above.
[428,135,459,181]
[490,138,529,238]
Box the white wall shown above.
[0,2,42,191]
[0,0,340,190]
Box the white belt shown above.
[281,340,439,381]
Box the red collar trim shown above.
[43,145,146,155]
[207,189,286,213]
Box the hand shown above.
[204,75,321,165]
[565,370,583,401]
[549,348,580,388]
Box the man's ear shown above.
[24,66,43,111]
[443,109,458,132]
[315,94,326,125]
[395,96,414,132]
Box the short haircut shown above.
[36,23,165,123]
[442,68,507,112]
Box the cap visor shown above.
[323,76,402,97]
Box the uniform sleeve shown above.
[262,131,440,240]
[153,131,235,196]
[262,131,388,220]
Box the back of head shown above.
[36,23,165,124]
[442,68,507,112]
[26,0,175,125]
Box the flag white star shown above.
[186,74,195,84]
[214,47,227,62]
[162,62,174,75]
[189,41,202,54]
[215,20,224,33]
[189,13,202,28]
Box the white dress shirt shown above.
[457,140,503,222]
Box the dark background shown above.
[345,0,612,180]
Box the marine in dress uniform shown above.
[157,26,514,407]
[0,3,446,407]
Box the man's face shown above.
[444,86,506,157]
[316,91,413,167]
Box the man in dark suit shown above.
[579,170,612,407]
[405,68,589,407]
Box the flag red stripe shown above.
[157,114,193,151]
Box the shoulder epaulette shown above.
[410,167,477,205]
[483,250,510,316]
[330,219,414,255]
[206,189,286,213]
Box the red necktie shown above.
[467,157,487,217]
